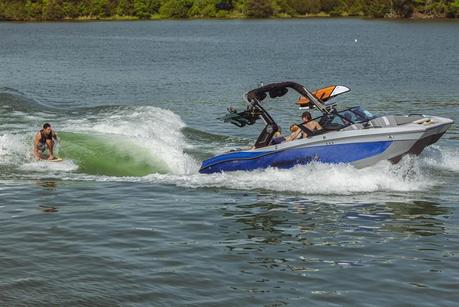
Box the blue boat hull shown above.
[199,141,392,174]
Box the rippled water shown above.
[1,19,459,306]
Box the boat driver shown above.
[301,111,323,132]
[33,123,59,160]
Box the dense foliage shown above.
[1,0,458,20]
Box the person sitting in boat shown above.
[270,127,286,145]
[302,111,323,131]
[286,112,323,141]
[342,111,354,125]
[33,122,59,160]
[286,124,301,141]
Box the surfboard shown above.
[47,157,63,162]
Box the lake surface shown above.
[1,19,459,306]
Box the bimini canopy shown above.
[244,82,349,112]
[245,81,312,104]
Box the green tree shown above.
[216,0,233,9]
[2,0,459,20]
[90,0,111,16]
[271,0,295,15]
[42,0,65,19]
[148,0,162,13]
[117,0,135,16]
[320,0,341,12]
[393,0,414,16]
[245,0,273,17]
[160,0,193,17]
[428,1,447,16]
[0,2,4,19]
[62,1,81,17]
[364,0,391,17]
[134,0,150,18]
[446,0,459,17]
[25,0,43,19]
[346,0,364,15]
[189,0,217,17]
[2,1,28,20]
[287,0,321,14]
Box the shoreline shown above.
[1,15,457,23]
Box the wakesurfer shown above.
[33,123,59,160]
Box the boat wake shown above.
[0,88,457,195]
[0,89,199,176]
[58,106,199,176]
[420,145,459,172]
[144,159,435,195]
[19,152,452,195]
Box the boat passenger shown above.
[286,112,323,141]
[301,111,323,132]
[270,127,286,145]
[286,124,302,141]
[343,111,353,125]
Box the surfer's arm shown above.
[52,131,59,142]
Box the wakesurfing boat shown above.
[199,81,453,174]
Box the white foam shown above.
[141,159,433,195]
[23,154,444,196]
[61,106,199,174]
[19,160,78,172]
[420,145,459,172]
[44,158,433,195]
[0,134,30,165]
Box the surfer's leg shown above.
[34,145,42,160]
[35,143,46,160]
[46,139,55,160]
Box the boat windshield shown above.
[340,106,376,123]
[317,106,377,130]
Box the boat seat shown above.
[370,116,398,128]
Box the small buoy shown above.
[354,39,358,43]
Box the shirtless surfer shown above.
[33,123,59,160]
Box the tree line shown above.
[1,0,458,21]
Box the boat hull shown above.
[199,116,453,174]
[389,117,452,163]
[200,141,392,174]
